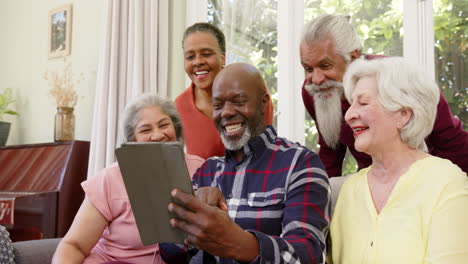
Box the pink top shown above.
[81,154,204,264]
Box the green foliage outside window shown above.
[208,0,278,122]
[433,0,467,130]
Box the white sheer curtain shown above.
[87,0,169,177]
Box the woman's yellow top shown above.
[330,156,467,264]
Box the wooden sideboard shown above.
[0,141,90,241]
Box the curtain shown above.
[87,0,169,177]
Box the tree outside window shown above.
[208,0,278,126]
[434,0,467,130]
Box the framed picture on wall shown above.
[48,4,72,59]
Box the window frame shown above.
[403,0,435,79]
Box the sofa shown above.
[0,225,60,264]
[13,238,60,264]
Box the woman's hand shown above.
[195,187,228,212]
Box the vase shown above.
[0,121,11,146]
[54,107,75,141]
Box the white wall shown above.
[0,0,102,145]
[0,0,189,146]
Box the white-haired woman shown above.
[329,57,467,263]
[52,94,204,264]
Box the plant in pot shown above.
[0,88,19,146]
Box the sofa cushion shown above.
[329,174,351,214]
[13,238,60,264]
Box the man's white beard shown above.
[221,128,251,151]
[305,81,344,150]
[218,109,265,151]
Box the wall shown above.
[0,0,102,145]
[0,0,187,146]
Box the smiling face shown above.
[344,76,404,155]
[300,37,349,98]
[212,64,267,151]
[183,32,226,91]
[133,106,177,143]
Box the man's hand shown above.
[195,187,228,212]
[168,188,259,262]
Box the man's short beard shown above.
[217,110,265,151]
[222,127,252,151]
[305,81,344,150]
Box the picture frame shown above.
[48,4,72,59]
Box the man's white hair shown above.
[302,14,362,63]
[343,57,440,151]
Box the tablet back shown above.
[115,142,192,245]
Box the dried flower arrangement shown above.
[43,59,83,108]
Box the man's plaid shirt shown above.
[160,126,330,263]
[192,126,330,263]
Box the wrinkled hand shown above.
[195,187,228,212]
[168,189,259,261]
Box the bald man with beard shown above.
[161,63,330,264]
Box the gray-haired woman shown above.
[330,57,467,263]
[53,94,204,264]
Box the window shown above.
[208,0,279,126]
[434,0,467,129]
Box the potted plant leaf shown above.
[0,88,19,146]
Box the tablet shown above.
[115,142,192,245]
